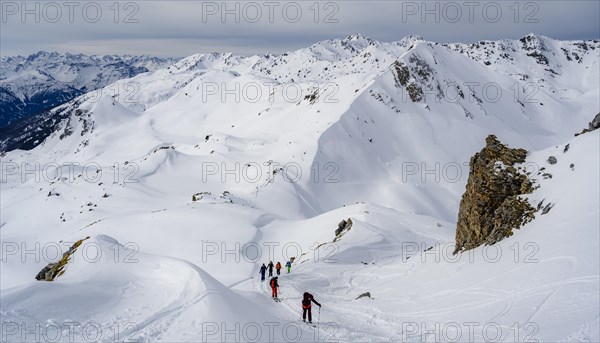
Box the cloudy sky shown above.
[1,1,599,57]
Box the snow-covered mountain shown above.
[1,34,598,342]
[0,52,178,127]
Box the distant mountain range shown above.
[0,52,178,127]
[1,34,597,154]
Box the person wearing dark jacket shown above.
[301,292,321,323]
[270,277,279,298]
[259,264,267,281]
[267,261,274,277]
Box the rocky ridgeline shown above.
[35,237,90,281]
[192,191,234,204]
[575,113,600,136]
[453,136,536,254]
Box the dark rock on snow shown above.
[334,218,353,242]
[36,237,90,281]
[356,292,372,300]
[453,135,537,254]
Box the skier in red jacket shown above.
[270,277,279,299]
[301,292,321,323]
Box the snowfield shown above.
[1,34,599,342]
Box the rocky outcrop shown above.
[35,237,90,281]
[334,218,353,242]
[591,113,600,131]
[192,191,234,204]
[453,136,536,254]
[575,113,600,136]
[392,60,424,103]
[192,192,211,202]
[356,292,372,300]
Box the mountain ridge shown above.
[2,33,597,218]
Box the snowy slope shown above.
[0,34,598,342]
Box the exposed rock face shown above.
[589,113,600,131]
[392,60,425,103]
[575,113,600,136]
[35,237,90,281]
[453,136,536,254]
[334,218,353,242]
